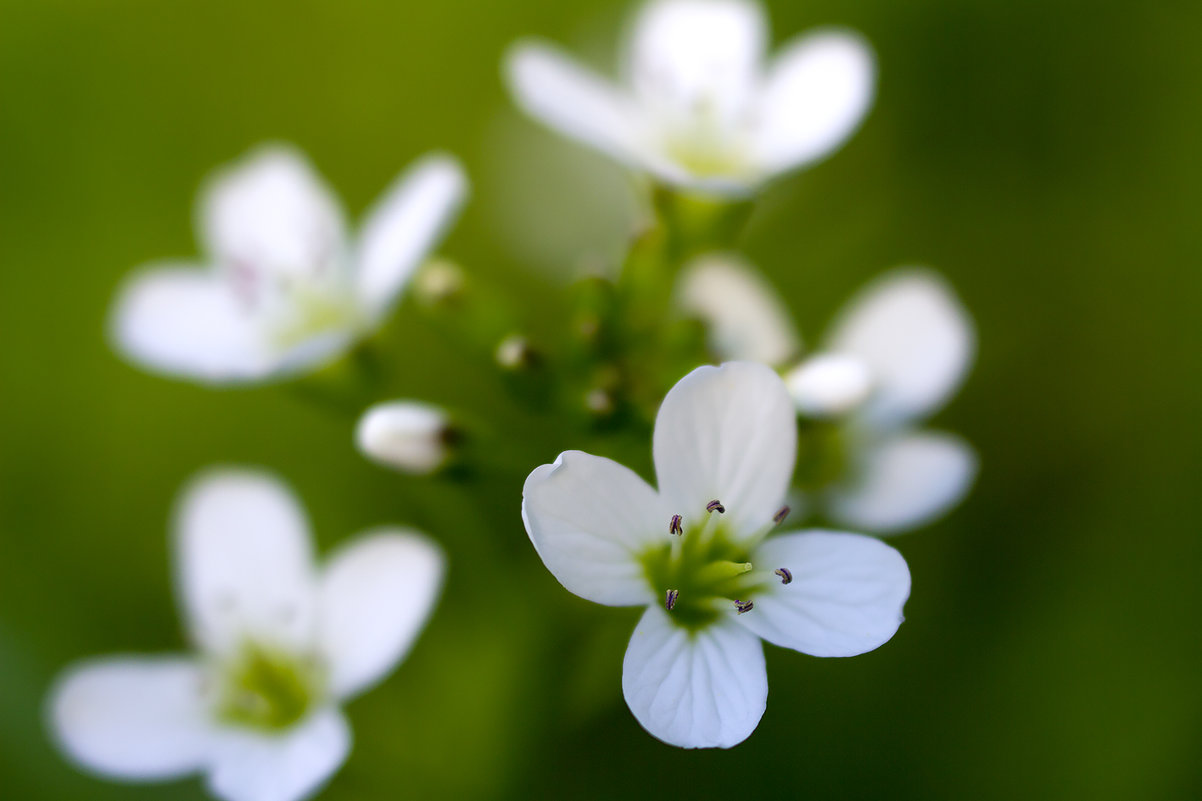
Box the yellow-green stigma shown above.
[640,501,773,631]
[268,284,362,352]
[216,643,323,732]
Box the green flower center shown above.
[639,505,778,631]
[216,643,325,731]
[267,282,363,352]
[794,419,853,491]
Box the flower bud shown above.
[355,401,452,474]
[784,354,873,418]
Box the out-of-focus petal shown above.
[827,431,977,534]
[175,470,317,656]
[522,451,671,606]
[317,530,444,700]
[506,41,648,168]
[652,362,796,541]
[784,353,873,418]
[676,255,800,367]
[753,30,875,173]
[626,0,766,122]
[355,154,467,318]
[827,269,975,428]
[49,657,211,780]
[621,606,766,748]
[739,531,910,656]
[110,265,273,383]
[200,145,347,280]
[206,707,350,801]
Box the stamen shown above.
[665,589,680,611]
[733,599,754,615]
[669,514,683,536]
[773,505,790,525]
[706,500,725,514]
[774,568,793,585]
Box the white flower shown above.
[676,254,800,366]
[111,145,467,384]
[784,269,978,533]
[356,401,452,474]
[48,470,444,801]
[522,362,910,748]
[505,0,874,196]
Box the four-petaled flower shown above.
[522,361,910,748]
[49,469,444,801]
[505,0,875,196]
[111,144,466,384]
[783,269,978,533]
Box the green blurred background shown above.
[2,0,1200,798]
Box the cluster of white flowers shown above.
[48,1,978,797]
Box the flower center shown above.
[214,642,325,732]
[264,282,363,352]
[639,501,789,631]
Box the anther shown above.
[773,505,790,525]
[733,599,754,614]
[669,514,683,536]
[666,589,680,611]
[774,568,793,585]
[706,500,725,514]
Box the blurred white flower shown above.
[522,362,909,748]
[111,145,467,384]
[505,0,874,195]
[356,401,452,474]
[784,269,978,533]
[676,254,799,366]
[49,470,444,801]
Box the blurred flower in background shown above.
[785,269,977,533]
[48,470,444,801]
[505,0,874,195]
[522,362,910,748]
[110,146,467,384]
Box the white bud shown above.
[676,255,800,367]
[784,354,873,418]
[355,401,451,474]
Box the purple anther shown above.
[706,500,725,514]
[669,514,683,536]
[774,568,793,585]
[773,505,790,525]
[733,599,754,614]
[665,589,680,611]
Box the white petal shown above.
[176,470,317,656]
[652,362,796,540]
[827,269,975,428]
[784,353,873,418]
[740,531,910,657]
[48,657,211,780]
[354,401,450,474]
[201,145,347,280]
[753,30,875,173]
[506,41,649,168]
[355,154,467,318]
[827,431,977,534]
[317,530,444,700]
[206,708,350,801]
[110,265,276,383]
[522,451,671,606]
[676,255,800,367]
[626,0,766,121]
[621,606,766,749]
